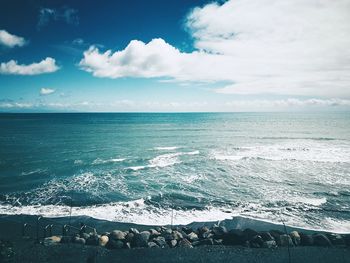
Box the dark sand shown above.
[1,214,349,263]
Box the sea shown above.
[0,112,349,232]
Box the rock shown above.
[198,226,210,238]
[182,227,193,235]
[242,228,258,241]
[299,233,314,246]
[153,236,168,248]
[99,235,109,247]
[187,232,198,241]
[129,228,139,235]
[223,229,244,246]
[133,231,150,247]
[212,226,227,238]
[290,231,301,246]
[326,233,344,246]
[269,230,284,244]
[172,230,183,240]
[262,240,277,248]
[148,242,159,248]
[149,229,161,237]
[214,239,223,245]
[313,234,332,247]
[199,238,214,246]
[279,234,294,247]
[250,235,264,248]
[169,239,177,248]
[125,233,134,243]
[81,233,90,240]
[102,232,110,236]
[60,236,72,244]
[155,227,162,233]
[86,234,99,246]
[73,237,86,245]
[260,232,274,241]
[107,239,124,249]
[43,236,62,246]
[125,242,132,249]
[111,230,125,240]
[178,238,193,248]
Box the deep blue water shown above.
[0,112,349,231]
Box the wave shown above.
[0,196,348,233]
[92,158,126,165]
[126,151,199,171]
[20,168,48,176]
[153,146,180,150]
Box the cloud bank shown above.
[0,57,59,75]
[79,0,350,98]
[0,30,26,48]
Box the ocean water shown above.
[0,112,349,232]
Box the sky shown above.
[0,0,350,112]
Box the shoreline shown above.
[1,214,350,262]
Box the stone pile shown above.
[43,225,350,249]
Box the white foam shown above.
[126,151,199,171]
[154,146,179,150]
[74,160,83,165]
[92,158,126,165]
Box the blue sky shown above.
[1,0,350,112]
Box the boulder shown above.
[279,234,294,247]
[250,235,264,248]
[99,235,109,247]
[198,226,210,238]
[81,233,90,240]
[262,240,277,249]
[212,226,227,238]
[326,233,344,246]
[129,228,139,235]
[290,231,301,246]
[299,233,313,246]
[187,232,198,242]
[110,230,125,240]
[242,228,258,241]
[43,236,62,246]
[148,242,159,248]
[153,236,168,248]
[86,234,99,246]
[149,229,161,237]
[125,233,134,243]
[60,236,72,244]
[107,239,124,249]
[73,237,86,245]
[214,239,223,245]
[260,232,274,241]
[182,227,193,235]
[223,229,244,246]
[313,234,332,247]
[169,239,177,248]
[178,238,193,248]
[172,230,183,240]
[133,231,150,247]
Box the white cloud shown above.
[40,88,56,95]
[79,0,350,98]
[0,29,26,48]
[0,57,59,75]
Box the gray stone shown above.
[134,231,150,247]
[73,237,86,245]
[242,228,258,241]
[43,236,61,246]
[86,234,99,246]
[250,235,264,248]
[290,231,301,246]
[81,233,90,240]
[279,234,294,247]
[326,233,345,246]
[148,241,159,248]
[187,232,199,241]
[300,233,314,246]
[153,236,168,248]
[212,226,227,238]
[111,230,126,240]
[214,239,223,245]
[125,232,134,243]
[129,228,139,235]
[149,229,161,237]
[178,238,193,248]
[262,240,277,248]
[169,239,177,248]
[313,234,332,247]
[108,239,124,249]
[260,232,274,241]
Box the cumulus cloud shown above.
[0,29,26,48]
[79,0,350,98]
[37,7,79,30]
[0,57,59,75]
[40,88,56,95]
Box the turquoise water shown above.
[0,112,349,232]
